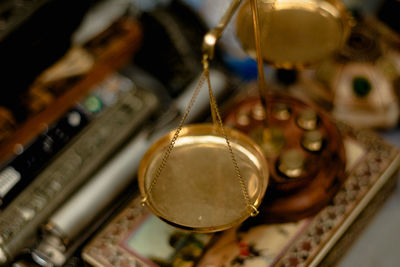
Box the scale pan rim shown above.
[236,0,352,69]
[138,123,269,233]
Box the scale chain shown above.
[204,58,258,217]
[143,70,207,201]
[142,58,259,217]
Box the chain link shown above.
[144,55,257,216]
[142,0,279,217]
[204,60,255,214]
[144,51,259,216]
[146,69,207,196]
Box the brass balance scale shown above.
[138,0,352,232]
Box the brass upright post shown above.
[250,0,268,109]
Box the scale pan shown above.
[138,124,269,232]
[236,0,351,69]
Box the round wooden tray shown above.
[224,93,346,223]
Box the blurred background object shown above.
[299,13,400,129]
[0,0,96,122]
[0,0,400,266]
[131,0,208,97]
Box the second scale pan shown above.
[138,124,269,233]
[236,0,351,69]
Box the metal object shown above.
[251,103,267,121]
[277,149,305,178]
[223,92,346,221]
[202,0,244,61]
[201,0,267,104]
[31,117,159,266]
[296,109,319,130]
[301,130,324,152]
[138,124,269,233]
[29,68,229,266]
[236,0,352,69]
[0,74,158,265]
[272,103,291,120]
[0,108,88,208]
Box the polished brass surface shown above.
[249,0,268,104]
[272,103,292,120]
[237,111,252,126]
[251,103,267,121]
[236,0,351,68]
[301,130,324,151]
[202,0,244,60]
[296,109,318,130]
[201,0,268,105]
[277,149,305,178]
[223,92,346,222]
[138,124,269,232]
[250,126,286,156]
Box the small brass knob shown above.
[272,103,291,120]
[301,130,324,152]
[278,149,305,178]
[297,109,318,130]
